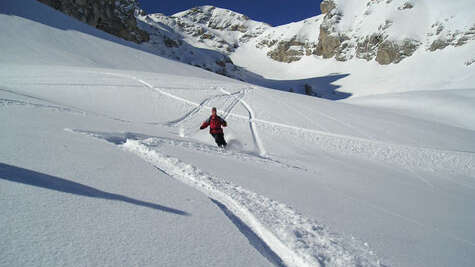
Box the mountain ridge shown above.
[34,0,475,99]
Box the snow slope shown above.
[2,1,475,267]
[345,89,475,131]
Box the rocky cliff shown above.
[154,1,474,66]
[37,1,473,69]
[37,0,149,43]
[315,0,475,64]
[36,0,474,85]
[315,0,422,64]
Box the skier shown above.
[200,107,228,148]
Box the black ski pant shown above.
[211,133,227,147]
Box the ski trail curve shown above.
[221,88,267,157]
[94,72,474,177]
[167,90,244,127]
[95,72,467,151]
[0,98,85,115]
[0,88,131,123]
[124,139,311,267]
[311,108,376,140]
[72,129,382,267]
[222,90,245,120]
[263,91,331,132]
[106,71,266,157]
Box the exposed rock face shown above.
[398,2,414,10]
[136,12,241,80]
[37,1,473,73]
[37,0,149,43]
[253,13,322,63]
[315,27,346,59]
[256,39,278,49]
[315,0,421,64]
[376,39,419,64]
[320,0,336,14]
[356,34,384,61]
[428,24,475,52]
[429,39,449,51]
[177,6,256,34]
[160,6,270,54]
[315,1,351,61]
[267,37,316,63]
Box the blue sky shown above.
[137,0,323,26]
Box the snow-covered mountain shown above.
[2,0,475,267]
[34,0,475,98]
[161,6,271,54]
[135,1,474,98]
[148,1,475,65]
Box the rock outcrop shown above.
[37,1,474,72]
[376,39,419,64]
[315,27,347,59]
[136,11,241,80]
[159,6,270,54]
[315,0,350,61]
[266,37,316,63]
[428,24,475,52]
[37,0,149,43]
[315,0,422,64]
[320,0,336,14]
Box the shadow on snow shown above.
[0,162,190,216]
[245,72,352,100]
[210,199,286,267]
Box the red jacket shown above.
[200,115,227,134]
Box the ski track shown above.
[8,71,471,185]
[75,129,475,247]
[221,89,245,120]
[141,136,294,170]
[72,129,382,267]
[100,71,267,157]
[71,130,307,172]
[310,108,376,140]
[0,88,132,123]
[257,120,475,178]
[264,92,331,132]
[6,68,472,264]
[166,90,243,127]
[105,72,473,178]
[4,72,474,179]
[221,88,267,157]
[0,98,85,115]
[165,93,220,127]
[85,72,475,179]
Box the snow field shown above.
[116,137,382,267]
[2,1,475,266]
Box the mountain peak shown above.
[172,5,215,17]
[171,5,271,27]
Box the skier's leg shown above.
[219,133,227,147]
[211,133,221,147]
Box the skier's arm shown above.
[200,119,210,130]
[219,116,227,127]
